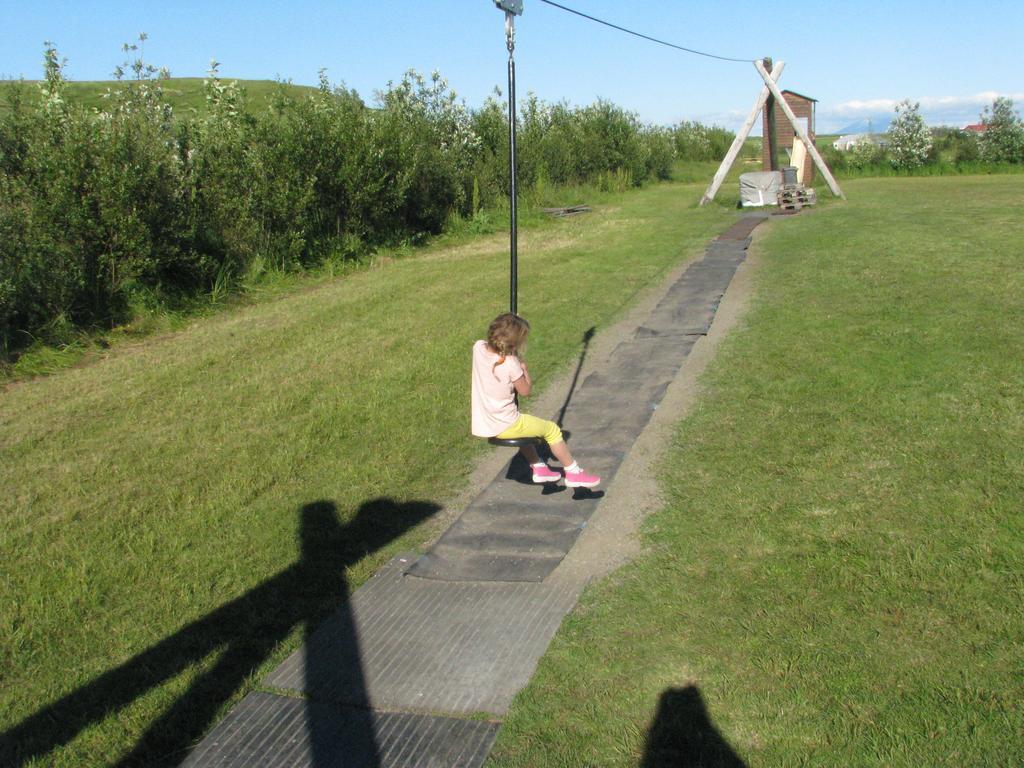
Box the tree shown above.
[978,97,1024,163]
[887,99,932,169]
[846,137,885,169]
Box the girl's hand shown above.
[513,361,532,397]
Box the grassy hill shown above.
[0,77,321,117]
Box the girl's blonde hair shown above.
[487,313,530,377]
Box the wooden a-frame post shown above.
[700,61,785,206]
[754,59,844,199]
[764,58,779,172]
[700,60,845,206]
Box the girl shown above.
[471,313,601,488]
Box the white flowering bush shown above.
[887,100,933,169]
[38,43,69,125]
[978,97,1024,163]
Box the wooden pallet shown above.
[777,184,816,210]
[540,204,592,218]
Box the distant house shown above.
[963,123,988,133]
[833,134,865,150]
[832,133,888,151]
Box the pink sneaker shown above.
[531,464,562,484]
[564,467,601,488]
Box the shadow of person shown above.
[0,498,440,767]
[641,686,747,768]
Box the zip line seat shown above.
[488,436,544,449]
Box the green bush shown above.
[0,42,704,357]
[673,121,734,162]
[641,126,676,180]
[933,127,980,165]
[0,44,192,345]
[369,70,472,239]
[847,139,888,170]
[468,94,508,211]
[821,145,848,174]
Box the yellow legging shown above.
[495,413,564,445]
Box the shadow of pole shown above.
[0,498,439,767]
[641,686,747,768]
[300,499,406,768]
[556,326,596,428]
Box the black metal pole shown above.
[506,14,518,316]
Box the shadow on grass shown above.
[641,686,746,768]
[0,497,440,767]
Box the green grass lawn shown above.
[5,172,1018,766]
[488,175,1024,766]
[0,177,733,765]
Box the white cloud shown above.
[832,98,900,116]
[918,91,1024,110]
[679,92,1024,136]
[823,91,1024,130]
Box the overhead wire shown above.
[536,0,755,64]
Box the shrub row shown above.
[822,98,1024,176]
[822,131,1024,178]
[0,45,731,354]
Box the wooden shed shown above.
[762,89,816,183]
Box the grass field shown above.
[487,175,1024,766]
[0,176,733,765]
[3,172,1020,766]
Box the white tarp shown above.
[739,171,782,207]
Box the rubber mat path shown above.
[181,214,768,767]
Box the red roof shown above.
[964,123,988,132]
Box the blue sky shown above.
[3,1,1022,133]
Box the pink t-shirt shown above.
[471,339,524,437]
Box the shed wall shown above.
[762,93,815,183]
